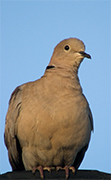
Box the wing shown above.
[83,94,94,132]
[88,105,94,131]
[4,86,25,170]
[73,103,94,170]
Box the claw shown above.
[32,167,37,174]
[69,166,75,173]
[38,166,44,179]
[43,166,51,173]
[64,166,69,179]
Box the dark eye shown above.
[64,45,70,51]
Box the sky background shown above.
[0,0,111,174]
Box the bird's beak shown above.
[79,51,91,59]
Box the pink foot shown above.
[56,165,75,179]
[32,166,53,179]
[32,166,44,178]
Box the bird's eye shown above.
[64,45,70,51]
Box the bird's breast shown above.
[18,90,91,149]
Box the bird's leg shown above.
[56,165,75,179]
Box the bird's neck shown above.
[45,65,82,92]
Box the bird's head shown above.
[49,38,91,71]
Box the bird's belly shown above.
[17,106,91,169]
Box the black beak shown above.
[79,51,91,59]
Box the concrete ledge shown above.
[0,170,111,180]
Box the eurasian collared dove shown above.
[4,38,93,178]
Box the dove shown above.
[4,38,93,178]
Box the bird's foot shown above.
[56,165,75,179]
[32,166,54,179]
